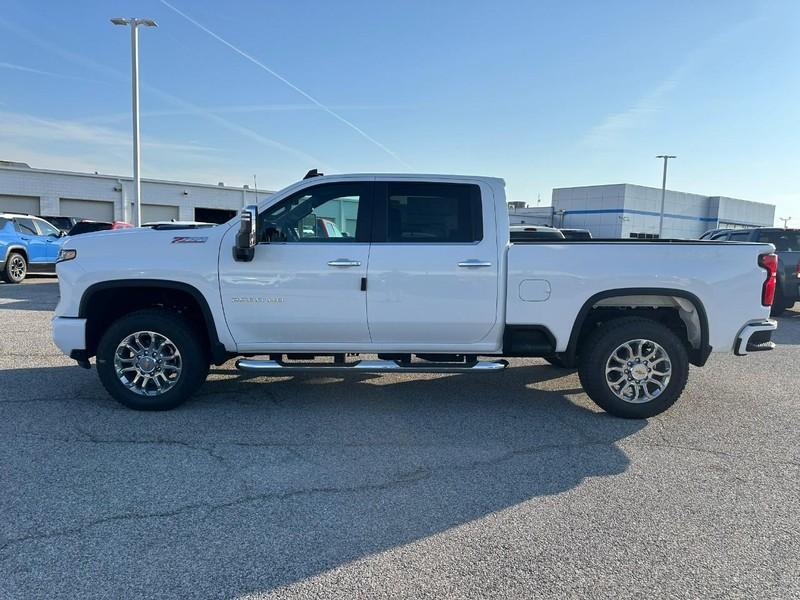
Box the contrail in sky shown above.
[0,15,330,170]
[159,0,412,169]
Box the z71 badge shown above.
[171,236,208,244]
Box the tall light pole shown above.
[111,17,157,226]
[779,216,792,229]
[656,155,676,238]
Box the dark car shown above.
[67,220,132,236]
[699,227,732,240]
[560,228,592,240]
[709,228,800,316]
[40,216,81,234]
[509,225,566,242]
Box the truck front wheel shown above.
[578,317,689,419]
[96,309,210,411]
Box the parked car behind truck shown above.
[53,173,778,418]
[0,213,63,282]
[706,228,800,315]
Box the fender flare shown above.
[563,287,711,367]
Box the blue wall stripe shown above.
[562,208,718,223]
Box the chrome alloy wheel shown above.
[604,338,672,404]
[9,255,25,280]
[114,331,182,396]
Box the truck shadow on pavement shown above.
[1,362,646,598]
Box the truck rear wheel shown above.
[96,309,209,411]
[578,317,689,419]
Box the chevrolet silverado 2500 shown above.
[52,173,778,418]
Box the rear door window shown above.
[381,182,482,243]
[727,231,751,242]
[757,231,800,251]
[14,218,39,236]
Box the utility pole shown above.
[656,155,676,238]
[779,216,792,229]
[111,17,158,226]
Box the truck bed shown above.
[505,240,773,354]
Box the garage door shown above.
[0,194,40,215]
[142,204,179,223]
[60,198,114,221]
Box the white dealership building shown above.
[0,161,271,224]
[1,162,776,238]
[509,183,775,239]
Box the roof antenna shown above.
[304,168,323,179]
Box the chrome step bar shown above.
[235,358,508,374]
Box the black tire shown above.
[96,309,209,411]
[2,252,27,283]
[542,354,575,369]
[578,317,689,419]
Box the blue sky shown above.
[1,0,798,223]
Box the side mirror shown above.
[233,205,258,262]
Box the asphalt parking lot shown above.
[1,278,798,599]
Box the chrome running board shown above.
[235,358,508,374]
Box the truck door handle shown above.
[458,260,492,268]
[327,259,361,267]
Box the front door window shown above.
[258,182,369,243]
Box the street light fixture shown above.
[111,17,158,226]
[656,155,676,238]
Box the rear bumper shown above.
[52,316,87,356]
[735,319,777,356]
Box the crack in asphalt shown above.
[0,466,434,556]
[2,432,796,558]
[0,440,617,557]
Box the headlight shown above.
[56,248,77,263]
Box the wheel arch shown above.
[78,279,228,364]
[565,288,711,367]
[3,245,28,262]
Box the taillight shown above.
[759,253,778,306]
[796,262,800,279]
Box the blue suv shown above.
[0,213,64,283]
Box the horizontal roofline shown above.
[0,163,273,194]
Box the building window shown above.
[629,232,660,239]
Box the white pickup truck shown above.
[53,173,778,418]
